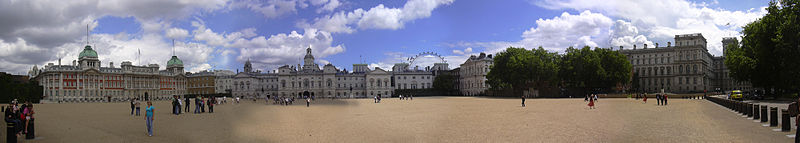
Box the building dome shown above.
[167,56,183,67]
[79,45,98,58]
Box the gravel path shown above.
[1,97,794,142]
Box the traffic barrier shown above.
[753,105,760,120]
[761,105,768,122]
[770,107,778,127]
[781,109,790,132]
[7,122,16,143]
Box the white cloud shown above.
[0,0,229,73]
[298,0,454,33]
[532,0,767,55]
[166,28,190,40]
[315,0,342,13]
[229,28,345,68]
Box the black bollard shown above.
[770,107,778,127]
[7,122,16,143]
[746,103,752,117]
[25,119,34,139]
[761,105,769,122]
[782,109,790,132]
[754,105,760,120]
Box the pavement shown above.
[0,97,795,142]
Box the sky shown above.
[0,0,771,75]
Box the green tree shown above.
[559,46,631,92]
[432,73,457,95]
[487,47,559,96]
[728,0,800,95]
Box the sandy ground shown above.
[1,97,795,143]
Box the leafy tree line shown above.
[487,46,632,97]
[0,73,42,103]
[726,0,800,97]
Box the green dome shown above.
[78,45,98,58]
[167,56,183,66]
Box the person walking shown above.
[643,93,648,103]
[135,99,141,116]
[306,97,311,107]
[584,94,587,102]
[145,101,155,137]
[588,94,595,109]
[130,99,135,116]
[521,95,526,107]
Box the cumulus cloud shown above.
[519,10,613,51]
[231,28,345,68]
[533,0,767,55]
[0,0,229,73]
[298,0,454,33]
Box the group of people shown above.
[130,98,142,116]
[399,94,413,100]
[3,99,35,138]
[656,94,668,106]
[585,94,598,109]
[374,95,382,103]
[191,96,216,114]
[273,96,295,105]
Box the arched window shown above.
[327,79,332,87]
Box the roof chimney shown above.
[668,42,671,47]
[644,44,648,49]
[655,43,659,48]
[633,45,637,50]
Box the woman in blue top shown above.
[145,101,154,137]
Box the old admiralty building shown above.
[30,44,187,102]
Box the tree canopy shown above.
[559,46,632,91]
[487,47,560,95]
[727,0,800,93]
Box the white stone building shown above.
[459,53,493,96]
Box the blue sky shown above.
[0,0,771,74]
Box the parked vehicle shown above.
[730,90,743,100]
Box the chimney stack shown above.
[655,43,659,48]
[633,45,637,50]
[619,46,623,50]
[644,44,648,49]
[668,42,671,47]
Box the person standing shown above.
[130,99,135,116]
[664,94,668,106]
[306,97,311,107]
[521,95,526,107]
[584,94,589,102]
[171,96,178,115]
[185,96,190,113]
[178,96,183,114]
[194,97,200,114]
[200,97,206,113]
[794,94,800,143]
[135,99,141,116]
[588,94,595,109]
[208,97,215,113]
[23,103,33,134]
[145,101,155,137]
